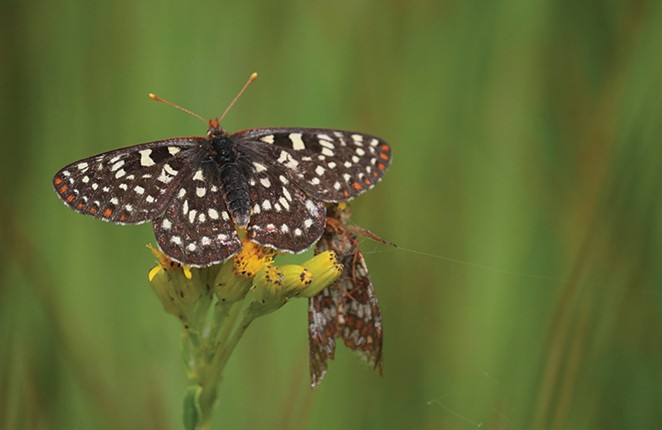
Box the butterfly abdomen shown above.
[211,134,251,227]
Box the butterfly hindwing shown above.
[244,156,327,253]
[152,162,242,266]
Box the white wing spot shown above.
[218,233,229,241]
[162,219,172,230]
[311,177,321,185]
[139,149,155,166]
[278,196,290,210]
[262,200,272,211]
[315,165,325,176]
[343,173,351,182]
[124,204,133,212]
[111,160,125,171]
[201,236,211,246]
[182,200,189,214]
[304,218,314,229]
[279,175,289,184]
[198,213,206,223]
[328,162,337,169]
[253,203,261,214]
[321,147,334,157]
[282,187,292,201]
[119,183,128,191]
[260,177,271,188]
[110,197,119,205]
[352,155,360,163]
[274,202,282,212]
[278,150,299,168]
[305,199,319,216]
[188,209,197,224]
[196,187,206,197]
[157,170,172,183]
[352,134,364,145]
[187,243,197,252]
[290,133,305,150]
[77,162,89,170]
[294,228,303,237]
[82,176,90,183]
[319,139,334,149]
[333,181,341,190]
[171,235,182,245]
[163,163,178,176]
[178,188,186,198]
[221,211,230,221]
[356,147,366,156]
[281,224,290,233]
[168,147,181,155]
[134,185,145,195]
[193,169,204,181]
[91,183,99,190]
[253,162,267,172]
[260,135,275,144]
[146,195,155,203]
[115,169,126,179]
[208,208,219,219]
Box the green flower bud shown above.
[245,265,287,316]
[298,251,343,298]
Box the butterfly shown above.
[308,203,389,387]
[53,106,391,266]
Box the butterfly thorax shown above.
[207,127,251,228]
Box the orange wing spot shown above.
[103,208,113,218]
[66,194,75,202]
[372,171,379,178]
[54,177,63,185]
[352,181,363,191]
[89,207,97,215]
[59,184,69,194]
[363,177,372,185]
[120,214,127,222]
[380,144,390,152]
[76,202,84,209]
[377,162,385,170]
[379,152,389,161]
[342,190,350,198]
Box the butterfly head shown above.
[206,118,227,140]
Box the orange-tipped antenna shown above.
[148,93,207,124]
[219,72,258,123]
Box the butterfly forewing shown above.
[152,162,242,266]
[53,138,201,224]
[235,128,392,202]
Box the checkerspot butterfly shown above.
[308,203,388,387]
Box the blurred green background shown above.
[2,0,661,429]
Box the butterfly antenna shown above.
[219,72,258,123]
[148,93,207,124]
